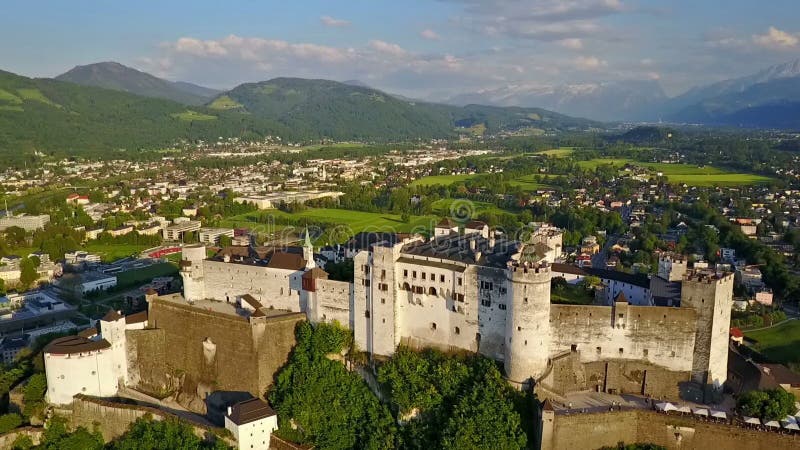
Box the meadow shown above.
[536,147,575,157]
[410,174,481,187]
[745,319,800,366]
[577,158,774,186]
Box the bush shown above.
[0,413,23,433]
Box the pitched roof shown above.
[436,218,456,228]
[77,327,99,339]
[227,398,276,425]
[266,251,305,271]
[614,292,628,303]
[125,310,148,325]
[45,336,111,355]
[241,294,263,309]
[101,309,123,322]
[542,399,554,411]
[302,267,329,280]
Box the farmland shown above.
[576,158,774,186]
[410,174,481,187]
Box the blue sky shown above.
[2,0,799,98]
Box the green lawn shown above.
[745,319,800,365]
[577,158,634,170]
[116,262,178,288]
[410,173,481,187]
[83,243,151,262]
[221,208,439,243]
[508,174,559,191]
[207,95,243,110]
[430,198,509,218]
[551,284,595,305]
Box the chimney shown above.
[223,254,231,263]
[469,239,477,251]
[227,406,232,416]
[489,234,496,249]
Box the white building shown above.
[199,228,235,245]
[224,398,278,450]
[163,220,201,241]
[0,214,50,232]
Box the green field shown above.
[221,208,439,243]
[745,320,800,365]
[17,88,60,107]
[207,95,244,110]
[508,174,559,191]
[116,262,178,288]
[577,158,774,186]
[410,174,481,187]
[430,198,509,218]
[170,110,217,121]
[536,147,575,158]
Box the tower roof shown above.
[101,309,123,322]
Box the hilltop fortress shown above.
[177,222,733,402]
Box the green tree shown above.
[438,359,526,450]
[18,257,38,290]
[22,373,47,419]
[737,388,796,420]
[111,416,229,450]
[38,416,103,450]
[218,234,233,248]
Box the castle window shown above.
[429,287,437,295]
[476,333,481,342]
[381,269,386,279]
[365,310,370,318]
[381,298,385,304]
[619,348,624,355]
[523,297,528,305]
[481,299,491,307]
[643,349,649,357]
[382,319,386,323]
[440,275,445,282]
[670,351,676,357]
[524,340,527,346]
[422,273,426,280]
[413,271,417,278]
[404,269,408,277]
[571,344,577,352]
[517,326,522,331]
[454,327,460,335]
[457,277,462,286]
[431,322,437,330]
[596,347,602,354]
[498,304,506,310]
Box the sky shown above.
[2,0,800,98]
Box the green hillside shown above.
[0,70,291,166]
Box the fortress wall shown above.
[395,263,480,354]
[143,298,303,398]
[544,409,800,450]
[476,267,511,360]
[200,261,304,312]
[126,328,167,395]
[549,304,697,372]
[314,278,353,328]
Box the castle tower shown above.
[504,248,552,386]
[681,270,734,402]
[180,243,206,302]
[658,254,687,281]
[100,309,128,385]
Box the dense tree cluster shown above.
[736,388,796,421]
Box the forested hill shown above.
[0,69,599,166]
[0,69,293,165]
[208,77,600,139]
[55,62,220,106]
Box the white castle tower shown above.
[181,243,207,302]
[303,231,315,270]
[504,245,552,386]
[100,309,128,385]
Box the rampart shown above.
[543,409,800,450]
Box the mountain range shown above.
[0,63,600,165]
[444,59,800,127]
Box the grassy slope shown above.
[745,320,800,365]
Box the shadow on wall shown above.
[205,391,257,426]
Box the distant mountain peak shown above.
[55,61,219,106]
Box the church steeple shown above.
[303,229,315,269]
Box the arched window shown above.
[428,287,437,296]
[402,282,411,291]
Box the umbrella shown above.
[675,405,692,414]
[692,408,709,416]
[710,410,727,419]
[764,420,780,428]
[743,416,761,425]
[784,415,797,424]
[656,402,676,412]
[783,422,800,431]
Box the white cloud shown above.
[167,34,351,63]
[753,26,799,50]
[558,38,584,50]
[420,29,440,40]
[321,16,350,27]
[369,40,408,57]
[573,55,607,70]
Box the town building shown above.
[0,214,50,232]
[224,398,278,450]
[163,219,201,241]
[199,228,235,245]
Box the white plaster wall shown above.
[44,349,117,405]
[200,261,304,312]
[225,415,278,450]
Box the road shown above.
[591,233,619,269]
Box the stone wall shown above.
[540,351,691,399]
[132,298,303,411]
[69,394,229,444]
[543,409,800,450]
[549,304,697,373]
[0,427,43,448]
